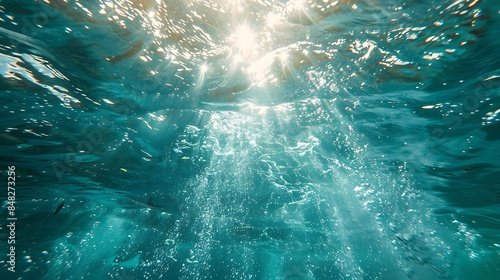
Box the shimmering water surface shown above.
[0,0,499,279]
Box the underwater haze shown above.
[0,0,499,279]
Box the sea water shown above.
[0,0,499,279]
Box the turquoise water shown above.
[0,0,499,279]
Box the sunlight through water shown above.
[0,0,499,279]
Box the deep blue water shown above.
[0,0,499,279]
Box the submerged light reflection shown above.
[0,0,499,279]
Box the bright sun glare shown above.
[231,25,257,59]
[200,63,208,74]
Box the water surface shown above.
[0,0,499,279]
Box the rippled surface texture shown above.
[1,0,500,279]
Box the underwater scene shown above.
[0,0,499,279]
